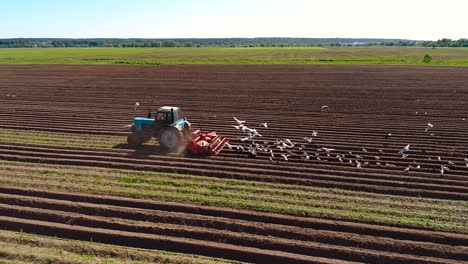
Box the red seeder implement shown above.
[186,129,228,156]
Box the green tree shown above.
[162,40,177,47]
[423,54,433,63]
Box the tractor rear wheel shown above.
[158,127,185,151]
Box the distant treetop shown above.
[0,38,466,48]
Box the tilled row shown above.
[0,187,466,264]
[0,143,466,200]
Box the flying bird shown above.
[398,144,410,157]
[233,117,246,125]
[425,123,434,132]
[259,122,268,128]
[311,131,318,137]
[281,154,290,161]
[321,105,329,112]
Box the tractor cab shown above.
[154,106,181,126]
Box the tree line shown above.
[0,38,466,48]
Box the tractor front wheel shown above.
[127,133,143,147]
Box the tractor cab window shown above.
[174,111,182,121]
[156,112,173,123]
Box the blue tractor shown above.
[127,106,191,151]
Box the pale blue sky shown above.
[1,0,466,40]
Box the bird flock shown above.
[226,107,468,176]
[126,102,467,176]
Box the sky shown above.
[1,0,467,40]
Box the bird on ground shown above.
[303,137,313,143]
[321,105,329,112]
[362,148,368,152]
[233,117,246,125]
[425,123,434,132]
[301,152,310,161]
[322,147,335,153]
[440,166,449,175]
[356,160,362,168]
[134,102,140,110]
[465,158,468,166]
[385,133,392,139]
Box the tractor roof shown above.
[157,106,181,113]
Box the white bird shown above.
[311,131,318,137]
[448,161,454,165]
[226,143,233,150]
[322,147,335,153]
[301,152,310,161]
[440,166,449,175]
[338,157,343,163]
[281,154,290,161]
[259,122,268,128]
[233,124,244,130]
[233,117,246,125]
[362,148,368,152]
[356,160,362,168]
[238,136,251,142]
[321,105,329,112]
[134,102,140,110]
[425,123,434,132]
[403,165,412,173]
[270,149,274,157]
[276,145,285,151]
[399,144,410,157]
[303,137,313,143]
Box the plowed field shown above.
[0,65,467,263]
